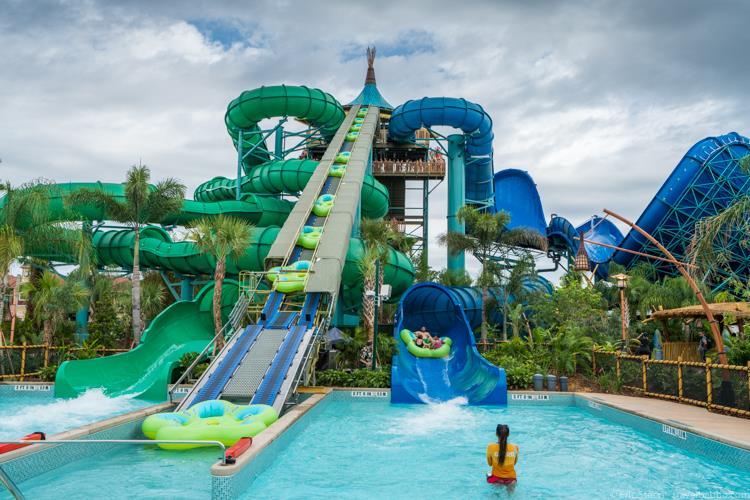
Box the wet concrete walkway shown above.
[577,392,750,450]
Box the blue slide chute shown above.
[547,215,624,279]
[388,97,494,204]
[614,132,750,278]
[391,283,507,405]
[493,169,547,235]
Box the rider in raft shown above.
[486,424,518,489]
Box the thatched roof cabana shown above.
[650,302,750,321]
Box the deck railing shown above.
[372,159,446,177]
[593,348,750,418]
[0,343,128,381]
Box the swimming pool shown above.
[11,446,217,499]
[0,385,155,441]
[242,395,750,499]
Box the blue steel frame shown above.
[617,136,750,288]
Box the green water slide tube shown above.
[24,182,292,228]
[193,159,390,218]
[54,281,239,400]
[26,224,415,303]
[225,85,345,172]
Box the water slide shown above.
[391,283,508,405]
[613,132,750,279]
[13,86,413,401]
[54,281,238,401]
[389,97,495,205]
[492,169,547,235]
[547,215,623,278]
[180,104,387,412]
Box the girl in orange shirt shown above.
[486,424,518,489]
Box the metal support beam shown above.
[422,178,429,265]
[160,271,181,301]
[274,125,284,158]
[180,277,194,301]
[447,134,466,272]
[236,130,243,201]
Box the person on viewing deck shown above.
[486,424,518,490]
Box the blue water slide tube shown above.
[546,215,578,256]
[614,132,750,269]
[388,97,494,204]
[577,216,623,266]
[547,215,624,279]
[493,169,547,235]
[391,283,507,405]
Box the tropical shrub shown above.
[38,364,58,382]
[727,336,750,366]
[482,352,538,389]
[316,368,390,388]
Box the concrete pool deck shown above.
[574,392,750,450]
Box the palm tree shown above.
[689,155,750,281]
[497,253,537,340]
[190,215,253,350]
[22,270,88,345]
[0,181,86,339]
[359,218,411,365]
[69,165,185,343]
[439,207,547,343]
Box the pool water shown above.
[244,398,750,499]
[0,389,154,441]
[13,446,217,499]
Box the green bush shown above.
[38,364,58,382]
[171,352,209,383]
[316,368,391,388]
[483,352,538,389]
[597,372,623,393]
[727,337,750,366]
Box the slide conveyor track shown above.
[180,105,377,412]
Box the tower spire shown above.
[347,45,392,110]
[365,46,376,84]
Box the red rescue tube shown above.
[0,432,46,455]
[224,437,253,464]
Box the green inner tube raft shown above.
[313,194,335,217]
[142,400,278,450]
[399,329,452,359]
[268,260,310,294]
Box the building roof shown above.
[347,46,393,110]
[650,302,750,320]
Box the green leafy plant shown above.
[727,336,750,366]
[316,368,391,388]
[171,352,209,382]
[74,339,101,360]
[38,364,58,382]
[597,372,623,393]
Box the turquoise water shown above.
[244,399,750,499]
[4,398,750,499]
[13,446,217,499]
[0,389,154,441]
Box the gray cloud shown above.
[1,0,748,279]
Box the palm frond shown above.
[190,215,253,262]
[689,196,750,272]
[439,231,478,253]
[499,227,548,251]
[68,188,132,223]
[144,178,185,222]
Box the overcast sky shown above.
[2,0,749,277]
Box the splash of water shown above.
[0,389,147,441]
[385,396,476,437]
